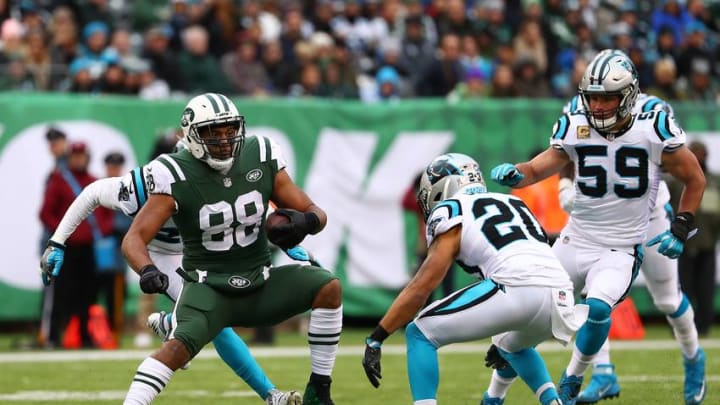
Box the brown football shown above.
[265,211,289,231]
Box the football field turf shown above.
[0,328,717,404]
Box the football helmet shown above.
[578,50,639,132]
[179,93,245,172]
[417,153,486,219]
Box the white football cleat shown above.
[146,311,171,341]
[266,389,303,405]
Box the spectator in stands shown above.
[108,28,134,60]
[655,25,679,66]
[436,0,475,38]
[176,25,229,94]
[39,142,113,349]
[0,56,35,90]
[677,21,712,80]
[98,57,127,94]
[447,65,487,101]
[262,39,297,95]
[48,6,80,69]
[667,141,720,337]
[647,57,681,100]
[141,25,181,91]
[401,14,436,88]
[489,63,517,98]
[280,7,310,65]
[68,58,96,93]
[416,33,464,96]
[514,57,552,98]
[629,46,654,89]
[375,65,401,102]
[73,21,116,83]
[684,59,718,102]
[652,0,694,47]
[514,18,548,75]
[321,61,358,99]
[24,29,63,91]
[290,62,323,97]
[136,59,169,100]
[19,0,43,32]
[1,18,25,60]
[221,33,269,96]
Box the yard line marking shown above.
[0,339,719,363]
[0,390,256,401]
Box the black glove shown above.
[484,344,509,370]
[139,264,169,294]
[362,338,383,388]
[670,212,697,242]
[266,209,320,250]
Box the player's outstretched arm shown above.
[40,177,124,285]
[362,225,460,388]
[514,147,570,187]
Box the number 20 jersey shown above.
[426,189,571,288]
[550,111,686,247]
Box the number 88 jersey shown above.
[425,189,571,289]
[550,110,686,247]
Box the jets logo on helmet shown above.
[180,93,246,172]
[417,153,486,219]
[579,50,639,133]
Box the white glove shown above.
[558,177,575,213]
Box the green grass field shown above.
[0,327,717,404]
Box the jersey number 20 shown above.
[473,198,547,250]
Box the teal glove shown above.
[491,163,524,186]
[646,231,684,259]
[647,212,696,259]
[284,246,310,261]
[40,240,65,286]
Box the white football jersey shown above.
[425,188,571,288]
[550,109,685,247]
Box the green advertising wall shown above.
[1,93,718,321]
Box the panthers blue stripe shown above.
[670,294,691,319]
[552,115,569,140]
[654,111,673,141]
[570,96,579,111]
[440,279,497,311]
[435,199,461,218]
[643,99,660,112]
[132,167,147,207]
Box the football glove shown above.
[558,177,575,213]
[646,212,697,259]
[484,344,510,370]
[362,338,383,388]
[284,246,310,262]
[491,163,524,187]
[266,209,320,250]
[40,240,65,286]
[139,264,169,294]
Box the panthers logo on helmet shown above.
[426,158,462,184]
[181,107,195,127]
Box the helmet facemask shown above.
[187,118,245,171]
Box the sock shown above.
[569,298,611,376]
[499,348,558,404]
[308,306,342,376]
[124,357,173,405]
[212,327,273,399]
[406,322,440,402]
[592,339,611,366]
[487,368,517,398]
[667,294,699,359]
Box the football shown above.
[265,211,289,232]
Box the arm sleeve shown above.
[49,177,126,244]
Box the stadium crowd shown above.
[0,0,719,102]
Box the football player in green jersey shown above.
[121,93,342,405]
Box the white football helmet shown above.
[417,153,486,219]
[579,50,639,132]
[179,93,245,172]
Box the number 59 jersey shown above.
[426,189,571,289]
[550,110,686,247]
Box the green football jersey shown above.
[148,135,283,274]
